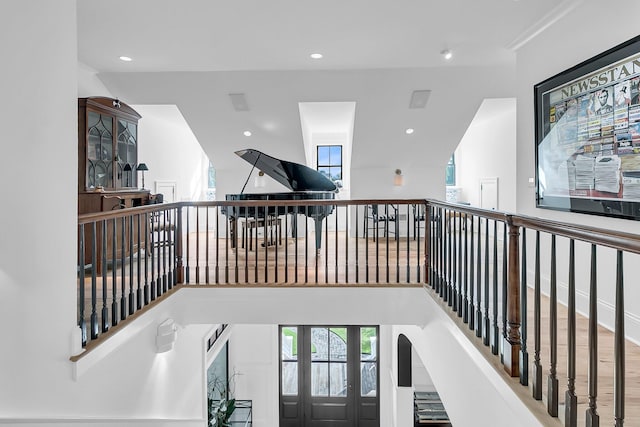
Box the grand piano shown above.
[223,149,338,251]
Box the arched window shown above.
[397,334,412,387]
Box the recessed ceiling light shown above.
[310,53,323,59]
[405,128,414,135]
[440,49,452,60]
[243,130,252,137]
[119,56,133,62]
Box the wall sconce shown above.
[394,169,404,186]
[156,318,177,353]
[136,163,149,189]
[254,170,266,188]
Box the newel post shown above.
[176,205,184,284]
[503,216,521,377]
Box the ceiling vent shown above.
[229,93,249,111]
[409,90,431,109]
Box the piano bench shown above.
[242,216,282,250]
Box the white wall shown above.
[0,0,80,416]
[134,105,210,202]
[515,0,640,343]
[456,98,517,211]
[229,325,280,426]
[78,62,113,97]
[0,2,210,424]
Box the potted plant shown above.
[208,374,236,427]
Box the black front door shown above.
[279,325,379,427]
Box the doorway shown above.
[279,325,379,427]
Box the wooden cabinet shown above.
[78,97,142,193]
[78,97,151,272]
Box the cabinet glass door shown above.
[116,119,138,188]
[86,111,113,189]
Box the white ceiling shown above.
[78,0,574,72]
[76,0,581,195]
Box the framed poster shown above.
[535,35,640,220]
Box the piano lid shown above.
[235,149,338,192]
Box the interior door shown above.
[280,326,379,427]
[480,177,499,210]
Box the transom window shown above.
[317,145,342,183]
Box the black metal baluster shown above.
[176,205,184,284]
[120,216,127,320]
[476,217,482,338]
[452,210,458,311]
[326,204,331,284]
[112,218,120,323]
[457,213,463,316]
[166,209,174,289]
[443,208,449,300]
[305,206,310,284]
[406,204,410,283]
[614,250,625,427]
[586,244,599,426]
[295,207,300,284]
[345,206,349,283]
[152,212,158,296]
[285,207,289,283]
[78,224,87,346]
[438,208,444,295]
[128,215,135,315]
[355,205,360,283]
[483,218,490,346]
[548,234,558,417]
[501,223,507,362]
[195,207,200,284]
[275,208,280,284]
[375,205,380,284]
[520,228,528,386]
[206,206,210,284]
[144,213,150,304]
[264,204,269,283]
[447,209,452,305]
[385,204,390,283]
[393,204,399,282]
[215,208,220,284]
[254,209,259,283]
[565,239,577,427]
[415,204,421,283]
[90,222,99,339]
[101,221,109,333]
[492,220,498,354]
[427,205,432,288]
[185,208,190,284]
[156,212,163,297]
[163,209,169,290]
[533,230,542,400]
[244,208,249,283]
[468,215,475,330]
[136,214,142,310]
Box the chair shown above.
[241,214,282,250]
[149,194,175,252]
[365,204,398,241]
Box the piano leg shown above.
[314,218,323,254]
